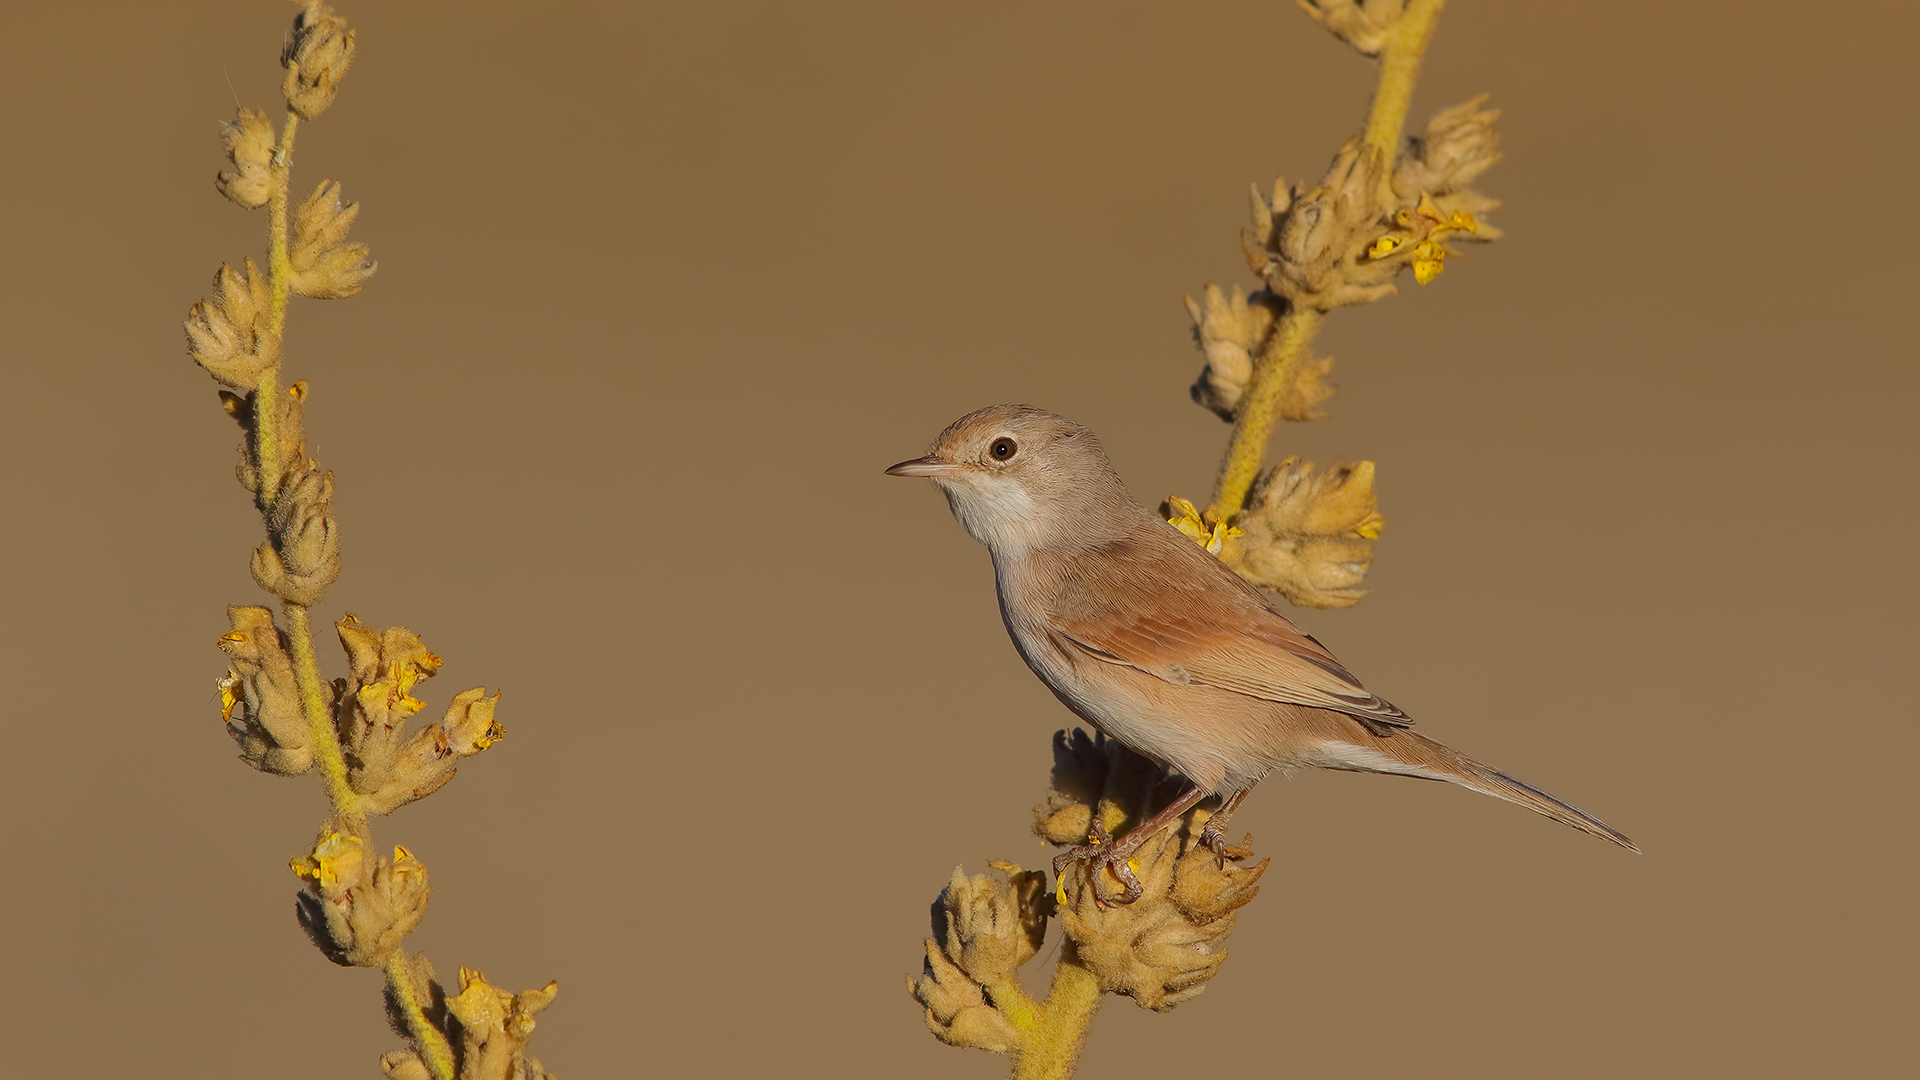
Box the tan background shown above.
[3,1,1915,1075]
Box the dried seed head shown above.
[910,936,1019,1053]
[1395,95,1503,199]
[1038,733,1269,1010]
[185,260,271,389]
[1296,0,1406,56]
[281,2,356,119]
[1059,825,1266,1010]
[215,108,276,209]
[908,862,1049,1055]
[1262,138,1400,310]
[290,180,375,298]
[250,457,341,605]
[292,824,431,967]
[935,864,1049,989]
[1226,456,1383,608]
[1185,284,1278,421]
[217,605,311,775]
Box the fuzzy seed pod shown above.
[185,260,271,389]
[1185,284,1276,421]
[215,108,276,209]
[290,180,375,298]
[1226,456,1383,608]
[1039,731,1269,1011]
[250,458,341,605]
[1394,95,1503,199]
[281,2,356,119]
[292,824,431,967]
[1296,0,1405,56]
[217,605,311,775]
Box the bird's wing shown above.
[1046,538,1412,729]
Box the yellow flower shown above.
[1164,496,1243,555]
[290,830,365,889]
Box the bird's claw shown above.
[1053,817,1146,907]
[1199,820,1231,869]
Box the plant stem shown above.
[1013,955,1102,1080]
[1209,0,1445,521]
[387,951,457,1080]
[256,112,301,510]
[284,601,362,818]
[1209,307,1322,521]
[1362,0,1443,204]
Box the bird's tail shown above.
[1333,728,1640,853]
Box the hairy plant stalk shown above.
[1010,958,1102,1080]
[1209,0,1445,522]
[254,113,300,507]
[386,953,456,1080]
[1363,0,1444,202]
[283,601,362,816]
[1210,307,1323,520]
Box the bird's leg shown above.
[1054,783,1213,906]
[1198,788,1251,867]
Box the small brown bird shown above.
[889,404,1636,902]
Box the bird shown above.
[887,403,1637,903]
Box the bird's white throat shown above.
[937,474,1053,556]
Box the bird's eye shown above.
[989,437,1018,461]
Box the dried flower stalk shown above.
[911,732,1268,1079]
[188,6,556,1078]
[911,1,1501,1073]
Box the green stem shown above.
[1012,954,1102,1080]
[1209,307,1323,521]
[284,602,362,818]
[386,952,457,1080]
[255,111,300,509]
[1362,0,1444,205]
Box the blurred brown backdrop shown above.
[3,1,1915,1076]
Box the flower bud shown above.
[908,862,1049,1054]
[1258,139,1400,310]
[217,605,311,775]
[1227,456,1382,608]
[290,180,375,298]
[184,260,270,389]
[215,108,275,209]
[1296,0,1405,57]
[1185,284,1276,421]
[292,826,431,967]
[1394,95,1503,199]
[281,2,356,119]
[251,458,340,605]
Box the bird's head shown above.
[887,404,1130,555]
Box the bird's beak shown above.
[885,456,961,478]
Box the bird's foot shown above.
[1196,789,1251,869]
[1198,819,1233,869]
[1053,816,1146,907]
